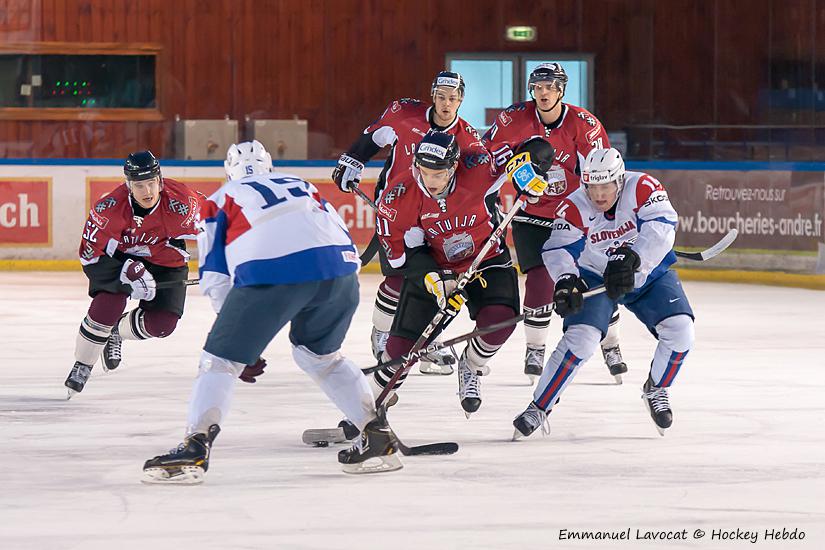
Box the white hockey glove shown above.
[331,154,365,193]
[120,259,156,301]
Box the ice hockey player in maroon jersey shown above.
[64,151,201,398]
[371,130,549,417]
[482,62,628,384]
[332,71,486,375]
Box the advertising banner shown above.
[654,170,825,252]
[0,178,51,247]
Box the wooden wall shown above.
[1,0,824,159]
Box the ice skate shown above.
[523,345,545,385]
[642,377,672,436]
[512,402,550,440]
[419,346,456,375]
[338,415,403,474]
[101,325,123,373]
[142,425,221,484]
[602,345,627,384]
[64,361,93,399]
[457,352,482,418]
[370,327,390,361]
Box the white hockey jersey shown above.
[198,172,360,308]
[541,171,678,290]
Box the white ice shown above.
[1,272,823,549]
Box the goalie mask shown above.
[225,140,273,181]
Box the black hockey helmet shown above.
[431,71,466,99]
[528,62,568,94]
[515,136,556,175]
[415,130,460,171]
[124,150,161,182]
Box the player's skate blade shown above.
[341,454,403,474]
[418,348,456,375]
[142,465,205,484]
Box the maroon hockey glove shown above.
[239,357,267,383]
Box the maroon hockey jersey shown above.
[482,101,609,219]
[79,178,201,268]
[362,98,487,194]
[376,156,505,274]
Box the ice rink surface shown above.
[1,272,823,549]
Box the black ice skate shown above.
[64,361,93,399]
[142,424,221,484]
[512,402,550,440]
[523,345,545,385]
[457,351,482,417]
[337,415,403,474]
[642,377,672,436]
[602,345,628,384]
[101,325,123,372]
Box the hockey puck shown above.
[313,441,330,448]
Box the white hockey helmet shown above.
[224,140,272,180]
[582,147,626,191]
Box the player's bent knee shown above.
[143,309,180,338]
[292,345,341,376]
[562,324,603,359]
[198,350,246,377]
[656,314,694,352]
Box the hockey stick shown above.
[363,286,607,375]
[374,193,530,409]
[158,229,738,292]
[352,185,378,210]
[673,228,738,261]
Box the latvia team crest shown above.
[442,232,475,263]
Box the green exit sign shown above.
[505,26,537,42]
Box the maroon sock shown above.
[142,310,180,338]
[476,305,517,345]
[524,267,555,309]
[87,292,128,326]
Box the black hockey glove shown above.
[239,357,267,384]
[604,246,641,300]
[553,274,588,318]
[331,154,365,193]
[443,289,467,318]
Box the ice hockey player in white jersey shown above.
[512,147,695,439]
[142,141,402,483]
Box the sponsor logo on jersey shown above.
[95,196,117,213]
[377,202,397,222]
[89,209,109,229]
[421,211,441,220]
[123,244,152,257]
[589,220,636,244]
[412,127,428,138]
[498,110,512,126]
[391,101,401,113]
[642,194,670,208]
[586,124,603,143]
[341,250,359,263]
